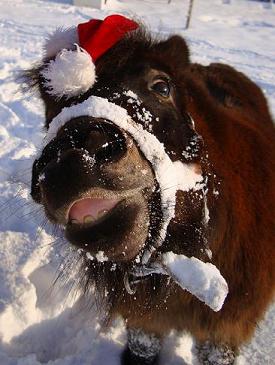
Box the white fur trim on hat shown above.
[44,27,79,59]
[41,45,96,99]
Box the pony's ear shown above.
[153,35,190,69]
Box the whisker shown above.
[0,185,26,213]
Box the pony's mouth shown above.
[63,188,152,261]
[68,197,120,225]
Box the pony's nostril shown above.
[85,126,127,163]
[95,136,127,162]
[85,130,109,155]
[31,119,128,207]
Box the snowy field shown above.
[0,0,274,364]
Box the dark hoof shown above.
[121,346,160,365]
[196,341,236,365]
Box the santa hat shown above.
[41,15,138,99]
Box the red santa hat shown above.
[41,15,138,99]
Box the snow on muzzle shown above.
[43,94,229,312]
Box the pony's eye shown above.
[150,80,171,98]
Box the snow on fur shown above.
[41,46,96,99]
[128,328,161,359]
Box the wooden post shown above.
[185,0,194,30]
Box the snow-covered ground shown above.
[0,0,274,364]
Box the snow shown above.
[173,161,204,192]
[132,252,228,312]
[128,328,161,359]
[0,0,274,364]
[124,90,138,100]
[95,250,108,262]
[45,95,129,143]
[161,252,228,312]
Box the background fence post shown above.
[185,0,194,30]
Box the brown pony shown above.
[24,18,275,365]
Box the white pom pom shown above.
[41,46,96,99]
[44,27,78,59]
